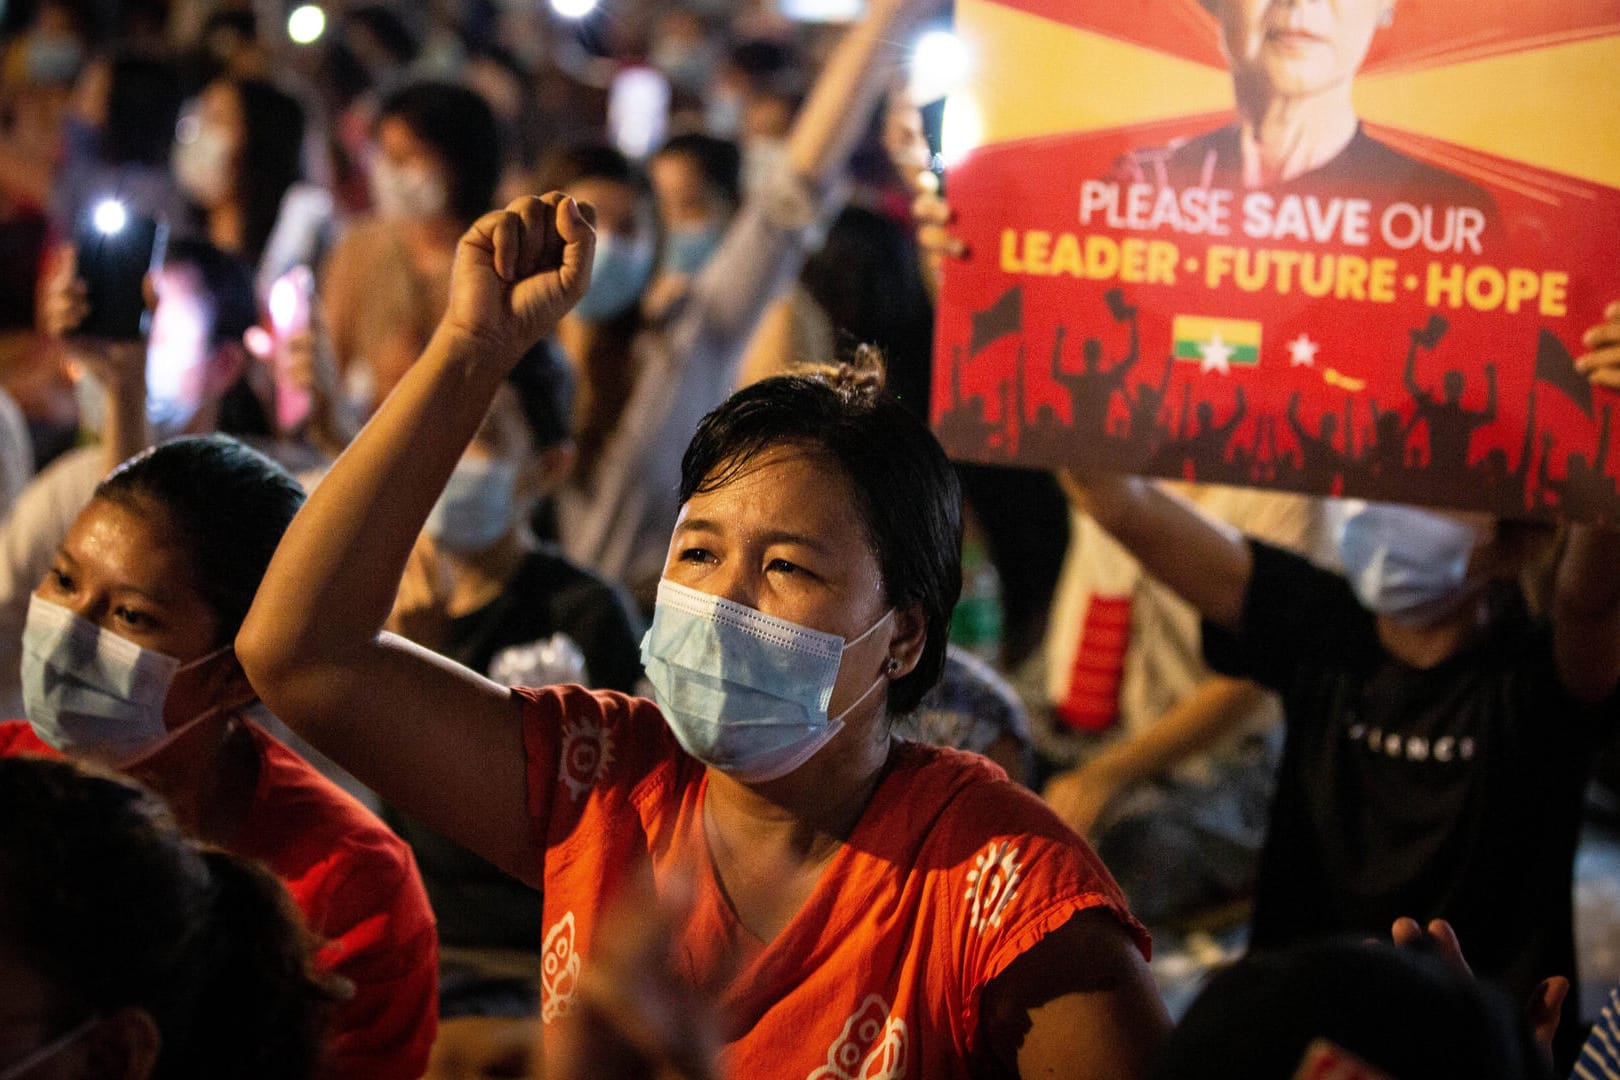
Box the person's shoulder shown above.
[1335,130,1496,208]
[242,721,415,870]
[514,685,685,799]
[894,742,1072,847]
[1121,123,1241,187]
[241,722,433,936]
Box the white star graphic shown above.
[1288,333,1320,368]
[1198,333,1233,375]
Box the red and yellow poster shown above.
[933,0,1620,519]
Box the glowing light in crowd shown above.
[940,94,983,168]
[607,67,670,160]
[551,0,599,19]
[268,275,301,331]
[287,5,327,45]
[908,29,969,105]
[92,199,128,236]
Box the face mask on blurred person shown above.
[741,137,790,197]
[24,34,83,84]
[72,369,192,444]
[640,579,894,783]
[572,232,656,322]
[371,158,449,221]
[652,41,713,96]
[172,122,236,207]
[22,595,232,767]
[424,457,519,554]
[661,220,726,277]
[704,91,743,140]
[1334,501,1480,624]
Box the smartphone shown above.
[920,97,947,195]
[267,265,315,433]
[74,202,167,340]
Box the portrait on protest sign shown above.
[933,0,1620,520]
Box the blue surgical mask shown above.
[572,233,655,322]
[704,92,743,140]
[1334,501,1480,624]
[424,457,519,554]
[640,578,894,783]
[661,221,726,277]
[21,595,232,767]
[24,34,83,84]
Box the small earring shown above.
[884,657,901,676]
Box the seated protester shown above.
[900,644,1035,786]
[385,342,643,693]
[237,193,1172,1078]
[3,435,438,1080]
[0,756,342,1080]
[1057,479,1620,1068]
[1043,485,1332,927]
[381,342,643,1013]
[0,238,263,718]
[1152,937,1552,1080]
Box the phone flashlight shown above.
[91,198,128,236]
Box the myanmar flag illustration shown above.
[1171,316,1261,366]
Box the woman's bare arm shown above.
[237,195,594,885]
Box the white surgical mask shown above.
[172,121,235,207]
[22,595,233,767]
[640,578,895,783]
[1334,501,1481,625]
[371,157,449,221]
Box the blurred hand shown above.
[1577,299,1620,390]
[1044,760,1127,840]
[1390,917,1568,1064]
[440,193,595,363]
[911,186,964,298]
[547,863,719,1080]
[44,250,148,408]
[386,534,453,653]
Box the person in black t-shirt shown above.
[381,343,644,1016]
[1060,474,1620,1068]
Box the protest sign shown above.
[934,0,1620,519]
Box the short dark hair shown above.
[94,435,306,646]
[344,4,419,67]
[678,359,962,713]
[0,756,339,1080]
[533,139,640,196]
[377,80,500,225]
[654,132,741,209]
[506,340,575,450]
[1154,938,1550,1080]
